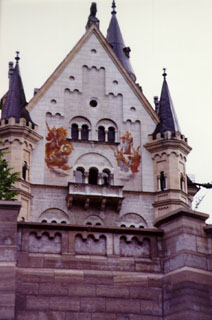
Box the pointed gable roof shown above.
[154,69,181,135]
[106,1,136,81]
[1,53,33,123]
[26,23,158,124]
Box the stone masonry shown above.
[0,201,212,319]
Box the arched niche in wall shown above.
[39,208,69,224]
[96,118,118,142]
[118,213,147,229]
[69,116,91,140]
[74,152,113,173]
[84,215,104,226]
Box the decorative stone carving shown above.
[75,234,106,255]
[120,236,151,258]
[29,232,62,253]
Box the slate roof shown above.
[1,57,33,123]
[154,71,181,135]
[106,1,136,81]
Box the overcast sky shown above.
[0,0,211,220]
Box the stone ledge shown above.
[204,225,212,233]
[18,221,164,236]
[0,200,21,211]
[154,207,209,228]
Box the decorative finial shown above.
[15,51,20,63]
[90,2,97,17]
[162,68,167,80]
[112,0,116,14]
[86,2,99,30]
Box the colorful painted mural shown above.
[112,131,141,173]
[45,123,74,172]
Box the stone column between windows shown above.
[105,130,108,142]
[78,127,82,140]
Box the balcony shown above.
[66,183,124,212]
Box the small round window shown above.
[90,99,98,107]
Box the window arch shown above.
[180,174,185,191]
[88,167,98,185]
[102,169,111,185]
[81,124,89,141]
[22,161,28,180]
[159,171,166,191]
[98,126,105,142]
[75,167,85,183]
[108,127,115,143]
[71,123,79,140]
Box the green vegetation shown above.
[0,144,19,200]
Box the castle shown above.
[0,2,212,319]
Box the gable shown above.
[27,25,158,126]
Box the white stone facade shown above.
[28,27,157,227]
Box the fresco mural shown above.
[112,131,141,173]
[45,123,74,174]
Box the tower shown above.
[0,53,42,221]
[145,69,192,219]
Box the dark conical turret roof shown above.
[1,53,33,123]
[106,1,136,81]
[153,69,181,135]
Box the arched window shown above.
[75,167,85,183]
[98,126,105,142]
[160,171,166,191]
[88,167,98,185]
[71,123,79,140]
[180,174,185,191]
[102,169,110,186]
[108,127,115,143]
[22,161,28,180]
[81,124,89,141]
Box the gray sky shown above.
[0,0,212,219]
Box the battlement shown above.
[145,130,192,156]
[0,117,38,131]
[147,131,188,144]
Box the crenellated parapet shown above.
[145,131,191,156]
[0,117,41,144]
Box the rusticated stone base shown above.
[0,206,212,319]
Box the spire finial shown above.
[86,3,99,29]
[112,0,116,14]
[162,68,167,80]
[15,51,20,63]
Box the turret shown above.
[145,70,192,219]
[0,53,42,221]
[106,0,136,81]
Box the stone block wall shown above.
[16,269,163,320]
[0,201,21,320]
[16,223,163,319]
[0,204,212,319]
[155,208,212,320]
